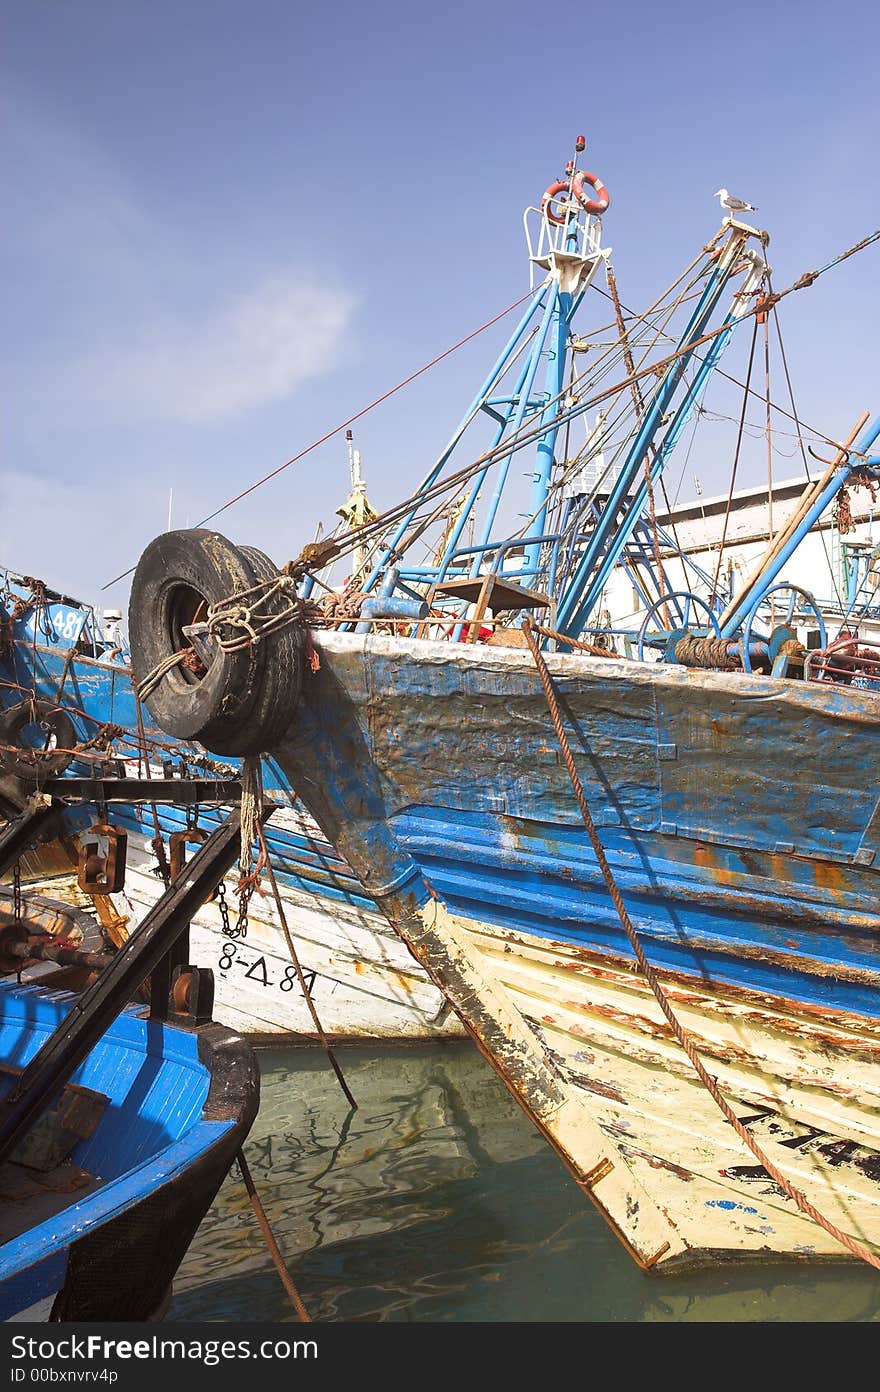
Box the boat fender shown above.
[129,530,302,756]
[541,180,570,226]
[198,544,303,758]
[572,170,611,216]
[0,697,76,781]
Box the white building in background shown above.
[596,473,880,646]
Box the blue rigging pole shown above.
[554,232,766,638]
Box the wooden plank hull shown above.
[262,632,880,1269]
[8,630,880,1266]
[116,817,463,1041]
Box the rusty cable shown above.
[532,622,624,658]
[763,308,774,545]
[236,1148,311,1321]
[710,312,760,604]
[672,635,741,670]
[102,288,540,590]
[772,302,845,611]
[522,616,880,1270]
[256,823,357,1111]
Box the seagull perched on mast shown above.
[715,187,758,216]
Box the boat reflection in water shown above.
[170,1043,880,1324]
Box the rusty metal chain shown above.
[12,859,24,982]
[216,877,239,939]
[235,880,252,940]
[150,834,171,888]
[12,859,22,930]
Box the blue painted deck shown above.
[0,984,235,1318]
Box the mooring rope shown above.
[532,621,624,658]
[236,1148,311,1321]
[521,616,880,1270]
[256,822,357,1112]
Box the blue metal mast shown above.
[554,230,767,639]
[359,136,612,601]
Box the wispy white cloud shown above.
[85,277,356,423]
[2,83,357,425]
[0,465,150,604]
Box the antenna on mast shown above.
[337,430,378,576]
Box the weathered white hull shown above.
[115,813,464,1042]
[462,913,880,1265]
[253,630,880,1269]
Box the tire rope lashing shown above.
[522,616,880,1271]
[136,575,321,704]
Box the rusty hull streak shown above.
[496,816,878,928]
[472,925,880,1057]
[617,1145,696,1182]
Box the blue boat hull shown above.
[255,631,880,1267]
[6,627,880,1266]
[0,984,258,1321]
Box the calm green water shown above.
[169,1042,880,1323]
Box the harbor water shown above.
[169,1042,880,1323]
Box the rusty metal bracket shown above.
[581,1156,615,1188]
[169,828,208,882]
[77,823,128,894]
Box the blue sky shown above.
[2,0,878,608]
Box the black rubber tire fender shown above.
[128,529,266,743]
[0,697,76,781]
[198,545,303,757]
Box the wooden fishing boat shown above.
[119,141,880,1273]
[0,805,261,1320]
[233,626,880,1271]
[8,139,880,1272]
[0,980,258,1321]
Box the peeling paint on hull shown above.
[11,632,880,1268]
[265,632,880,1269]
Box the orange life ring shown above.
[541,180,570,226]
[572,170,610,216]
